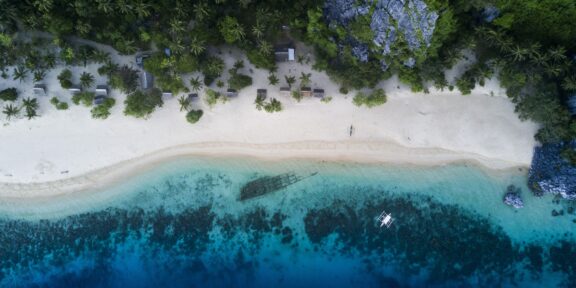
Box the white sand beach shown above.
[0,40,538,197]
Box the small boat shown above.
[377,211,394,228]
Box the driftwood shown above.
[239,172,317,201]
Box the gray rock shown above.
[504,191,524,209]
[404,57,416,68]
[529,142,576,200]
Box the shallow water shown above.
[0,158,574,287]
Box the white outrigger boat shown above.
[377,211,395,228]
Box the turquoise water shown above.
[0,158,574,287]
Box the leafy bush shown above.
[246,49,276,70]
[72,91,95,107]
[57,69,73,89]
[292,91,302,102]
[124,88,163,119]
[353,89,387,108]
[0,88,18,101]
[228,72,252,91]
[201,56,225,86]
[204,89,227,107]
[175,53,200,73]
[91,98,115,119]
[50,97,69,110]
[186,110,203,124]
[255,93,266,110]
[109,65,139,94]
[263,98,282,113]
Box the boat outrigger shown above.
[377,211,395,228]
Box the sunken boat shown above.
[239,172,317,201]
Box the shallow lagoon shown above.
[0,158,574,287]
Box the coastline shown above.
[0,140,529,199]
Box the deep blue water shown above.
[0,158,575,287]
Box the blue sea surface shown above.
[0,158,575,287]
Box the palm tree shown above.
[231,24,245,41]
[3,104,20,120]
[238,0,252,8]
[96,0,113,13]
[75,21,91,37]
[33,70,46,82]
[33,0,53,13]
[543,62,562,77]
[284,75,296,88]
[562,76,576,91]
[193,2,210,22]
[508,45,528,62]
[80,72,95,89]
[169,19,185,37]
[170,39,186,55]
[134,0,151,19]
[548,46,567,62]
[216,80,225,88]
[190,37,206,56]
[77,47,92,67]
[13,66,27,83]
[299,72,312,87]
[43,53,57,69]
[190,76,203,92]
[98,60,118,77]
[268,74,279,86]
[178,96,191,112]
[22,97,39,119]
[258,40,272,56]
[116,0,134,15]
[252,21,264,39]
[92,50,110,64]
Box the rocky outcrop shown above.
[324,0,438,68]
[503,185,524,209]
[529,143,576,200]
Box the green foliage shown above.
[91,98,115,119]
[186,110,203,124]
[228,72,253,91]
[2,104,20,120]
[255,94,266,110]
[22,97,39,120]
[218,16,245,44]
[292,91,302,102]
[50,97,69,110]
[0,88,18,101]
[204,89,227,107]
[339,87,349,95]
[201,56,225,86]
[353,89,387,108]
[109,65,139,94]
[80,72,94,89]
[124,88,163,119]
[175,53,200,73]
[263,98,282,113]
[57,69,73,89]
[72,91,95,107]
[246,48,276,70]
[268,74,279,86]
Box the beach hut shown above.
[95,85,109,96]
[68,85,81,94]
[33,84,46,97]
[274,45,295,62]
[162,91,173,100]
[300,87,312,97]
[313,89,325,99]
[141,71,154,90]
[93,95,107,106]
[257,89,267,99]
[280,87,290,97]
[226,89,238,98]
[187,93,199,102]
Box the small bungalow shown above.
[68,85,81,94]
[257,89,267,99]
[280,87,290,96]
[33,84,46,97]
[300,87,312,97]
[187,93,199,102]
[162,91,173,100]
[274,45,295,62]
[93,95,107,106]
[313,88,325,99]
[95,85,109,96]
[141,71,154,90]
[226,89,238,98]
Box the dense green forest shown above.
[0,0,575,156]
